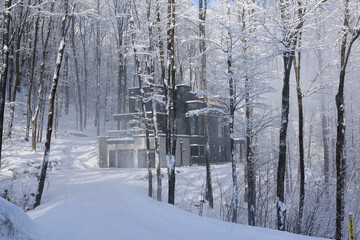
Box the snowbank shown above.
[0,197,43,240]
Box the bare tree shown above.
[199,0,214,209]
[335,1,360,239]
[167,0,177,205]
[31,2,55,151]
[111,0,129,129]
[25,2,41,145]
[0,0,13,167]
[95,0,101,136]
[145,0,163,201]
[34,0,69,208]
[79,16,89,129]
[155,0,165,201]
[70,15,83,131]
[64,53,70,115]
[7,0,31,139]
[292,2,305,232]
[130,12,153,197]
[276,0,302,230]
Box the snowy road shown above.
[17,132,327,240]
[27,167,327,240]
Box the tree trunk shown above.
[317,50,330,195]
[0,0,12,167]
[167,0,176,206]
[31,2,54,151]
[116,39,125,129]
[229,108,237,223]
[321,97,330,187]
[199,0,213,209]
[117,54,125,130]
[146,0,162,200]
[64,53,69,115]
[130,16,153,198]
[277,51,293,231]
[79,18,88,129]
[37,83,48,143]
[7,2,28,139]
[245,77,256,226]
[335,57,346,240]
[104,57,110,129]
[277,0,304,230]
[307,117,313,168]
[7,47,14,104]
[294,49,305,234]
[117,50,125,129]
[113,1,126,130]
[95,0,101,136]
[335,1,359,238]
[122,60,127,114]
[238,5,256,224]
[71,16,83,131]
[25,12,40,144]
[34,0,69,208]
[225,17,238,222]
[156,0,165,201]
[54,93,59,138]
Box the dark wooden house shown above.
[98,85,231,168]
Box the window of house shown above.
[109,150,116,167]
[191,145,205,157]
[218,123,222,137]
[190,116,196,135]
[190,146,197,156]
[190,116,204,136]
[199,146,205,156]
[198,116,204,136]
[218,120,227,138]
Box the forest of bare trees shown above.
[1,0,360,240]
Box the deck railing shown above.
[108,129,154,138]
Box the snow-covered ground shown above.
[0,197,43,240]
[1,129,329,240]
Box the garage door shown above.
[117,150,134,168]
[138,150,155,168]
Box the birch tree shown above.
[130,5,153,197]
[209,0,242,222]
[155,0,165,201]
[199,0,214,209]
[167,0,177,205]
[146,0,163,201]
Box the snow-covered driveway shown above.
[27,167,326,240]
[14,131,325,240]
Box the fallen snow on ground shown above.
[0,197,43,240]
[2,129,328,240]
[27,167,327,240]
